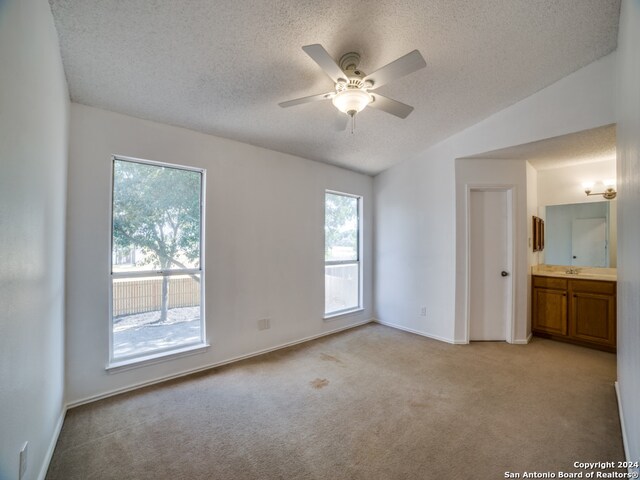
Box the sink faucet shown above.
[565,267,580,274]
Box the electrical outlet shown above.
[420,306,427,317]
[257,318,270,330]
[19,442,28,480]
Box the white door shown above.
[469,190,510,341]
[571,218,607,267]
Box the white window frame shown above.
[108,155,207,370]
[324,190,363,318]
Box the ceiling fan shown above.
[279,44,426,131]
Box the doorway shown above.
[468,188,514,341]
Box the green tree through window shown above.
[325,193,358,261]
[111,157,205,363]
[325,192,361,315]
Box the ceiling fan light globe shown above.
[332,89,372,115]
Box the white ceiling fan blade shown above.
[278,92,334,108]
[369,93,414,119]
[334,115,349,131]
[302,44,347,83]
[364,50,426,90]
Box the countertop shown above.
[531,265,617,282]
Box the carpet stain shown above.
[320,353,342,363]
[409,400,429,408]
[310,378,329,389]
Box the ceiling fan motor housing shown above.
[336,77,366,92]
[338,52,361,72]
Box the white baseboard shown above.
[38,407,67,480]
[67,318,374,409]
[373,318,458,344]
[511,333,533,345]
[375,319,534,346]
[614,381,632,464]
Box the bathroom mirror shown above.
[543,201,616,267]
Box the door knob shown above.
[501,271,509,277]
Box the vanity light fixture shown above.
[582,180,617,200]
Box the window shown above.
[110,156,206,366]
[325,191,362,316]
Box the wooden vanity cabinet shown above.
[532,275,616,352]
[532,276,568,336]
[569,280,616,349]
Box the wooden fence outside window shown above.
[112,276,200,317]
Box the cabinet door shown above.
[569,292,616,347]
[532,288,567,335]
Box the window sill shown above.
[106,343,210,373]
[324,308,365,321]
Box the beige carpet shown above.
[47,323,625,479]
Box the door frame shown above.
[464,184,517,343]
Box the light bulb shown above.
[604,179,616,188]
[332,89,372,116]
[582,181,595,190]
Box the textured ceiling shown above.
[49,0,620,175]
[466,124,616,170]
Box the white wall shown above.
[66,104,374,404]
[374,51,615,344]
[526,161,539,334]
[0,0,69,479]
[455,159,529,342]
[537,158,616,207]
[526,161,540,267]
[615,0,640,468]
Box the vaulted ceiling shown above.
[49,0,620,175]
[467,124,617,170]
